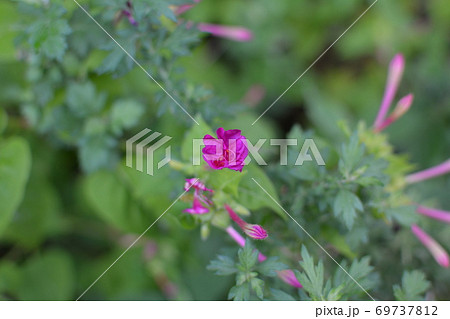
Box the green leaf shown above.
[0,137,31,236]
[27,15,71,60]
[66,81,106,118]
[257,257,288,277]
[333,189,363,229]
[78,135,117,173]
[238,164,286,219]
[207,255,238,276]
[207,168,245,197]
[321,225,357,259]
[385,205,418,227]
[250,277,264,299]
[228,283,250,301]
[296,246,325,300]
[109,99,144,135]
[393,270,430,301]
[270,288,296,301]
[83,170,129,229]
[181,114,213,163]
[333,257,376,298]
[338,133,364,177]
[238,240,259,271]
[14,250,75,300]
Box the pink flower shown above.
[373,54,406,130]
[184,178,213,193]
[411,224,449,268]
[276,269,303,288]
[406,159,450,184]
[202,128,248,172]
[197,23,253,42]
[183,178,213,214]
[174,1,253,42]
[184,196,209,214]
[224,204,268,240]
[416,205,450,224]
[374,94,413,132]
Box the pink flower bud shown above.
[411,224,449,268]
[373,54,405,130]
[374,94,413,132]
[406,159,450,184]
[224,204,268,240]
[416,205,450,224]
[243,224,268,240]
[276,269,303,288]
[198,23,253,42]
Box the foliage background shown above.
[0,0,449,300]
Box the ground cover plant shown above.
[0,0,449,300]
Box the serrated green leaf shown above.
[257,257,288,277]
[207,255,238,276]
[394,270,430,301]
[238,240,258,270]
[228,283,250,301]
[250,277,264,299]
[333,189,363,229]
[297,246,325,300]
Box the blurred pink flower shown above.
[198,23,253,42]
[416,205,450,224]
[374,94,413,132]
[276,269,302,288]
[411,224,449,268]
[224,204,268,240]
[203,128,248,172]
[406,159,450,184]
[183,178,213,214]
[174,1,253,42]
[373,54,406,130]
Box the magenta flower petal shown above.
[406,159,450,184]
[276,269,303,288]
[374,54,405,130]
[411,224,449,268]
[184,196,209,214]
[198,23,253,42]
[202,128,248,172]
[184,178,213,192]
[416,205,450,224]
[243,224,268,240]
[183,178,213,214]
